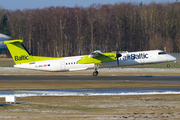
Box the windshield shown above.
[158,52,166,55]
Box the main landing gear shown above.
[93,65,99,76]
[93,71,98,76]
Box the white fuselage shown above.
[14,50,177,71]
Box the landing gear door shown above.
[60,61,66,70]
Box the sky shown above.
[0,0,177,10]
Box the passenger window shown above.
[158,52,166,55]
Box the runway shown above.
[0,75,180,84]
[1,75,180,97]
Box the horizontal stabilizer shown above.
[4,40,23,44]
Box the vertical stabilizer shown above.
[4,40,34,64]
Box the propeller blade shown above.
[117,57,119,66]
[116,49,122,66]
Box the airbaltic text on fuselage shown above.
[120,53,148,61]
[14,55,29,61]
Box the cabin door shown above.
[60,61,66,70]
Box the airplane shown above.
[4,40,177,76]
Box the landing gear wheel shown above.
[93,71,98,76]
[167,64,170,68]
[93,64,100,76]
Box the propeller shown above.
[116,48,122,66]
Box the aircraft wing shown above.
[78,50,116,64]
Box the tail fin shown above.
[4,40,35,64]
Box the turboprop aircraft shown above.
[4,40,177,76]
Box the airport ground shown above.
[0,80,180,119]
[0,95,180,119]
[0,58,180,119]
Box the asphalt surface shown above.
[0,75,180,84]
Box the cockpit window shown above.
[158,52,166,55]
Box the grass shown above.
[1,82,180,90]
[0,58,14,67]
[0,95,180,119]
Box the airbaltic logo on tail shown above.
[14,55,29,61]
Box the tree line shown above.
[1,2,180,57]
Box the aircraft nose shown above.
[168,55,177,61]
[173,56,177,61]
